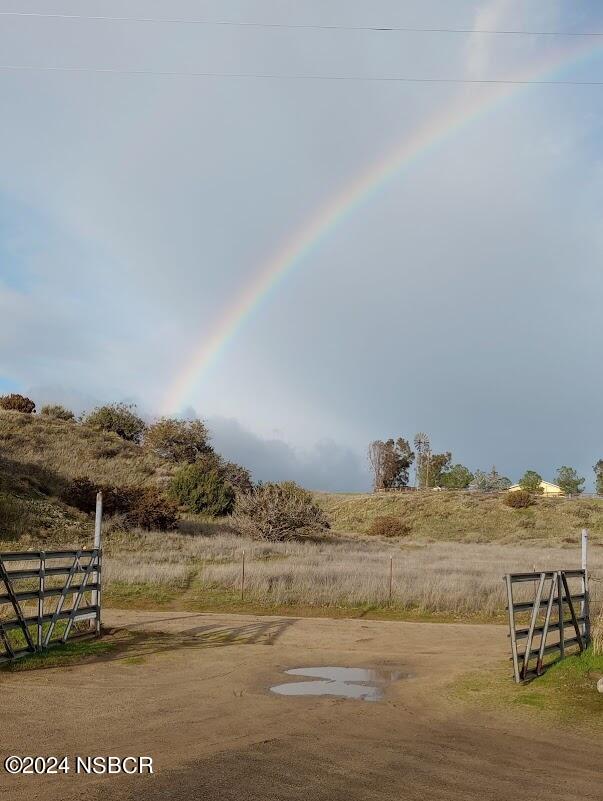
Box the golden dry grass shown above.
[96,528,603,619]
[316,490,603,543]
[0,410,171,492]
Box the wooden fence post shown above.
[241,550,245,602]
[388,556,393,605]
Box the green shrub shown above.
[368,515,411,537]
[504,490,534,509]
[0,394,35,413]
[144,417,213,462]
[40,404,75,420]
[169,463,235,516]
[83,403,146,443]
[231,481,329,541]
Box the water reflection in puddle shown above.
[270,666,408,701]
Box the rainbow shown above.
[162,34,598,415]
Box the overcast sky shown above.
[2,1,603,490]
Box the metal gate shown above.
[0,549,101,664]
[505,569,589,683]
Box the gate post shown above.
[93,491,103,635]
[581,528,590,644]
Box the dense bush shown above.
[368,515,411,537]
[83,403,146,443]
[124,488,178,531]
[231,481,329,541]
[169,463,235,516]
[0,394,35,413]
[40,403,75,420]
[144,417,212,462]
[61,477,177,530]
[61,477,99,512]
[504,490,534,509]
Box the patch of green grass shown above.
[104,581,181,607]
[2,638,115,672]
[454,648,603,729]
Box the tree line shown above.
[368,433,602,495]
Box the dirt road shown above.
[1,611,600,800]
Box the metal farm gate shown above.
[505,568,589,683]
[0,549,101,664]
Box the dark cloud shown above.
[208,416,370,491]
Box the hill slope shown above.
[0,410,174,542]
[1,409,602,546]
[316,490,603,543]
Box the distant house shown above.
[508,480,564,496]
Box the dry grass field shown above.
[95,527,602,621]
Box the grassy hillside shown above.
[0,410,174,542]
[316,491,603,543]
[1,408,602,547]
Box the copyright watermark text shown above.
[4,755,153,775]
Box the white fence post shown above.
[93,492,103,626]
[581,528,590,643]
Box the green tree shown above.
[368,438,415,490]
[519,470,544,494]
[84,403,146,443]
[556,466,585,496]
[594,460,603,496]
[169,463,235,516]
[439,463,474,489]
[144,417,212,462]
[421,452,452,488]
[469,467,512,492]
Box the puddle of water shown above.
[270,666,407,702]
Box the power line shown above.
[1,10,603,37]
[2,63,603,85]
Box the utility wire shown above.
[1,10,603,37]
[1,64,603,85]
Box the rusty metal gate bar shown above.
[0,549,101,664]
[505,569,588,683]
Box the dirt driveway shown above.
[1,610,600,800]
